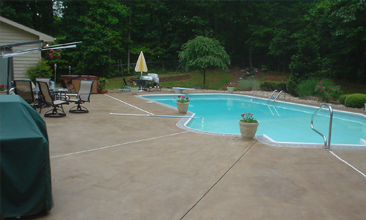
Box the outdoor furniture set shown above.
[12,78,94,117]
[124,73,161,92]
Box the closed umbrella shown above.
[135,51,148,77]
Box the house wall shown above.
[0,21,42,79]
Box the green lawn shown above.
[104,70,366,95]
[105,70,232,90]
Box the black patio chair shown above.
[120,78,128,90]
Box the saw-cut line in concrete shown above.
[51,131,189,159]
[180,140,257,220]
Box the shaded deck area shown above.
[24,91,366,219]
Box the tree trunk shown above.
[249,51,252,69]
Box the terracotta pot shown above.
[98,88,108,94]
[238,120,260,139]
[131,87,139,95]
[176,102,189,113]
[227,86,234,93]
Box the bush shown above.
[344,93,366,108]
[339,94,349,105]
[260,81,286,92]
[286,77,298,96]
[26,59,53,82]
[277,82,287,91]
[297,79,319,98]
[314,81,342,102]
[237,78,260,91]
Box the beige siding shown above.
[0,22,42,79]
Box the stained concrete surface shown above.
[11,91,366,220]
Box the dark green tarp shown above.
[0,95,53,218]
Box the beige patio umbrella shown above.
[135,51,148,77]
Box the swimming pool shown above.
[140,94,366,147]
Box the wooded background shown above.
[1,0,365,84]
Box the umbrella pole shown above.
[139,71,144,91]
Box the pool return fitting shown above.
[311,104,333,151]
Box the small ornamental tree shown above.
[178,36,230,89]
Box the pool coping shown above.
[139,93,366,150]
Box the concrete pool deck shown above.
[25,91,366,219]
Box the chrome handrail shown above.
[268,90,277,99]
[274,90,283,101]
[267,90,277,104]
[311,104,333,151]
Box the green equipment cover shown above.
[0,95,53,218]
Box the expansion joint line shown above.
[104,94,153,115]
[180,140,258,220]
[329,151,366,178]
[51,131,190,158]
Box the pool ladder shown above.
[267,90,284,104]
[311,104,333,151]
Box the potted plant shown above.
[97,77,108,94]
[130,83,139,95]
[175,95,190,113]
[0,84,6,94]
[238,112,259,139]
[227,82,235,93]
[25,59,53,82]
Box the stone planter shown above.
[176,102,189,114]
[131,87,139,95]
[227,86,234,93]
[238,120,260,139]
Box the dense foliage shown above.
[1,0,365,85]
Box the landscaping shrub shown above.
[286,77,298,96]
[277,82,287,92]
[344,93,366,108]
[339,94,349,105]
[297,79,319,98]
[314,81,342,102]
[25,59,53,82]
[260,81,286,92]
[237,78,260,91]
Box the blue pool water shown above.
[140,94,366,146]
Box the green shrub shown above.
[277,82,287,91]
[297,79,319,98]
[339,94,349,105]
[286,77,298,96]
[260,81,286,92]
[237,78,260,91]
[344,93,366,108]
[26,59,53,82]
[314,81,342,102]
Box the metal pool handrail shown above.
[267,90,284,104]
[311,104,333,151]
[274,90,284,102]
[267,90,277,104]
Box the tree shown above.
[178,36,230,89]
[59,0,129,77]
